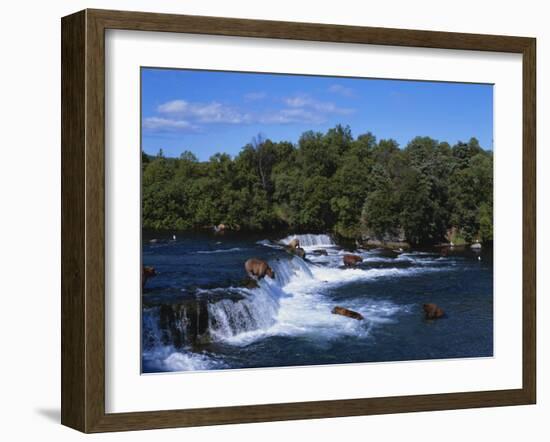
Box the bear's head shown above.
[144,266,157,278]
[423,303,434,313]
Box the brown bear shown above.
[343,254,363,267]
[423,303,445,319]
[142,266,157,289]
[289,246,306,259]
[244,258,275,280]
[288,238,300,249]
[332,306,364,321]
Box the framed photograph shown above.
[61,9,536,433]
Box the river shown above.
[141,232,493,373]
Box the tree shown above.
[449,150,493,242]
[141,126,493,244]
[249,134,277,196]
[330,137,374,237]
[362,165,400,239]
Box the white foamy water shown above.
[204,247,441,347]
[280,233,336,248]
[163,351,226,371]
[145,234,450,370]
[255,239,284,249]
[207,279,282,342]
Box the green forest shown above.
[142,125,493,246]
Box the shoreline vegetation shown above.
[143,125,493,248]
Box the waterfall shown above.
[143,256,316,348]
[142,306,163,349]
[280,233,336,247]
[207,280,280,341]
[142,300,210,350]
[269,256,314,286]
[207,257,314,341]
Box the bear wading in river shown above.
[343,254,363,267]
[245,258,275,280]
[288,238,300,249]
[423,303,445,319]
[332,306,364,321]
[142,266,157,289]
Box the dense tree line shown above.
[142,125,493,245]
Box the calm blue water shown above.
[141,232,493,373]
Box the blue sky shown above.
[141,68,493,161]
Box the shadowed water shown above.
[142,232,493,372]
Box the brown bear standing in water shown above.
[343,254,363,267]
[244,258,275,280]
[332,306,364,321]
[423,303,445,319]
[288,238,300,249]
[142,266,157,289]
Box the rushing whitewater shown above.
[142,233,493,372]
[280,233,336,248]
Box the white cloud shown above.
[283,94,354,115]
[284,96,313,108]
[260,108,325,125]
[244,92,267,101]
[147,94,354,131]
[142,117,199,132]
[157,99,251,124]
[328,84,355,97]
[157,99,188,113]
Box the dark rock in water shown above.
[332,306,364,321]
[343,254,363,267]
[158,300,211,348]
[284,245,306,259]
[358,234,410,251]
[240,277,259,289]
[313,249,328,256]
[186,301,210,342]
[423,303,445,319]
[142,266,157,289]
[293,247,306,259]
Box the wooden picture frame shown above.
[61,8,536,433]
